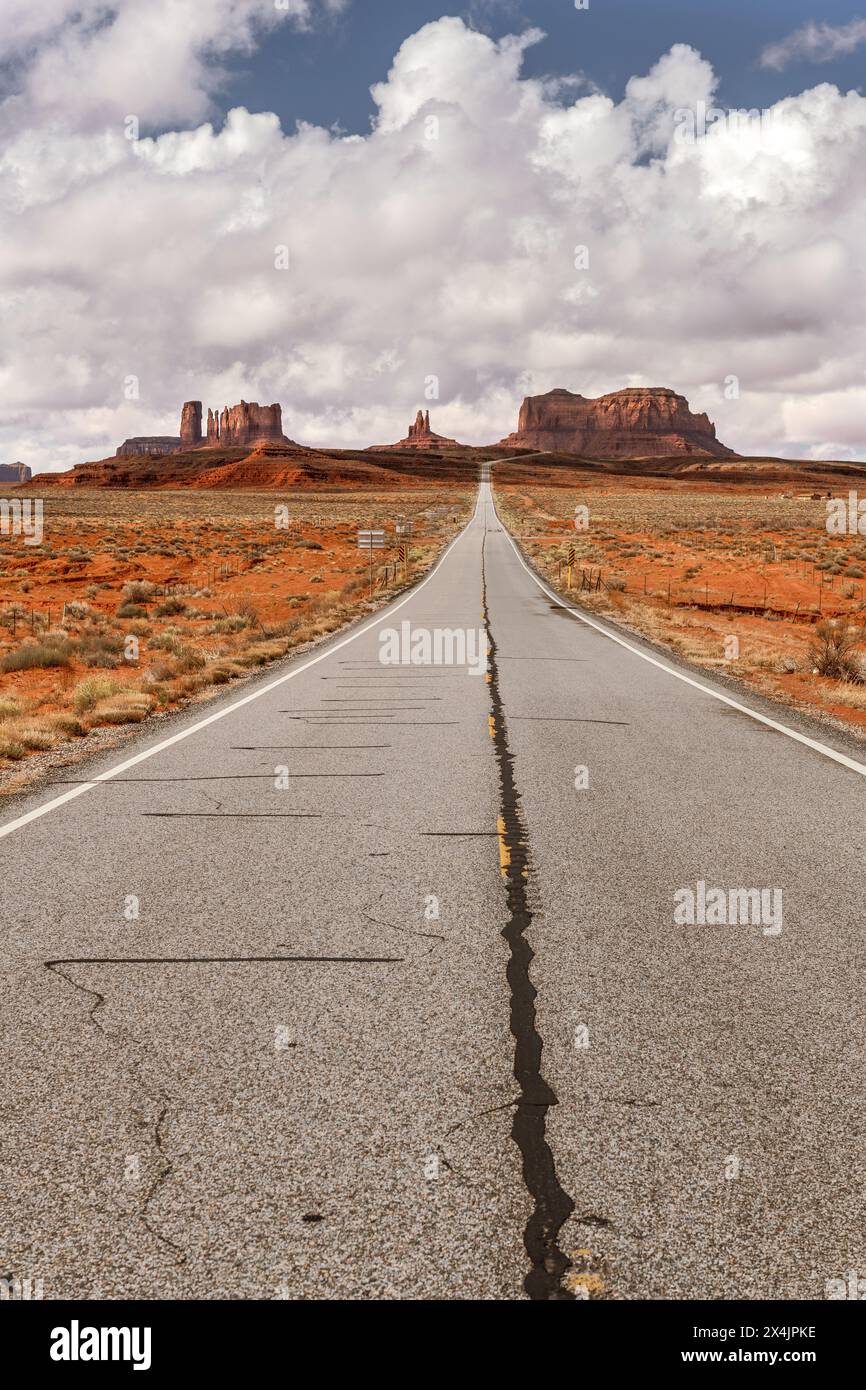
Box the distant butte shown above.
[501,386,735,459]
[372,410,464,451]
[118,399,291,457]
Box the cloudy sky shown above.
[2,0,866,470]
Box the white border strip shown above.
[0,485,495,842]
[487,486,866,779]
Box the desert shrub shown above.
[1,638,72,672]
[205,662,245,685]
[235,599,261,625]
[73,675,122,713]
[809,621,864,683]
[207,615,248,634]
[77,632,125,668]
[0,697,22,721]
[155,597,187,617]
[173,647,206,674]
[123,580,157,602]
[145,658,176,681]
[66,600,91,619]
[148,628,186,654]
[117,602,147,619]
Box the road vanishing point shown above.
[2,471,863,1300]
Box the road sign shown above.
[398,543,407,563]
[358,530,385,549]
[359,529,385,597]
[567,546,576,566]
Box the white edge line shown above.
[487,485,866,779]
[0,480,501,842]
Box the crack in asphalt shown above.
[363,909,446,951]
[141,1105,186,1261]
[51,775,386,783]
[43,960,186,1266]
[141,812,323,819]
[49,956,406,965]
[482,525,576,1302]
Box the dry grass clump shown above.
[91,692,153,725]
[47,713,88,737]
[12,722,60,750]
[824,683,866,710]
[1,636,73,672]
[73,675,123,713]
[0,712,74,754]
[0,730,25,760]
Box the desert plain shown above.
[4,439,866,790]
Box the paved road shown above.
[1,475,863,1300]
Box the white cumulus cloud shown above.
[2,13,866,471]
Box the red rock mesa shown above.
[501,387,734,458]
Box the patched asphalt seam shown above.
[482,530,576,1302]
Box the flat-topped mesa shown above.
[116,436,180,458]
[0,461,32,483]
[373,409,463,451]
[501,386,734,459]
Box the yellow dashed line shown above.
[562,1271,605,1298]
[563,1248,606,1299]
[497,814,510,879]
[488,715,496,739]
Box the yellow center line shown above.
[497,814,510,878]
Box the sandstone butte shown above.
[36,385,740,490]
[372,410,463,451]
[501,387,734,459]
[117,400,288,458]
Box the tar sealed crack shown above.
[482,530,576,1302]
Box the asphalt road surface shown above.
[1,473,863,1301]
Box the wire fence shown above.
[553,561,864,621]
